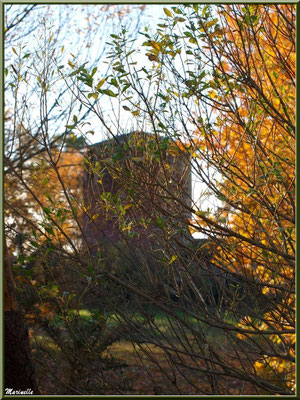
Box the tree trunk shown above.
[4,239,40,394]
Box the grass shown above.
[46,307,237,358]
[61,308,233,340]
[29,307,250,395]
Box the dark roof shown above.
[88,131,154,149]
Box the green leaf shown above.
[18,254,24,264]
[45,193,53,203]
[121,83,131,93]
[45,226,54,235]
[42,177,49,185]
[202,5,209,17]
[195,211,208,217]
[101,89,118,97]
[69,69,80,77]
[156,216,164,228]
[72,207,78,216]
[110,78,119,88]
[88,264,94,274]
[174,17,185,22]
[172,7,182,14]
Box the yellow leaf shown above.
[206,19,218,28]
[163,8,173,18]
[209,90,217,99]
[149,41,161,51]
[96,78,106,91]
[189,37,197,44]
[169,255,178,264]
[274,98,280,107]
[68,60,75,69]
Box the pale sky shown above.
[5,4,221,238]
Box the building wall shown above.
[82,132,192,258]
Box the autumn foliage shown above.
[188,4,295,391]
[4,4,295,395]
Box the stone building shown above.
[81,132,247,311]
[82,132,192,259]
